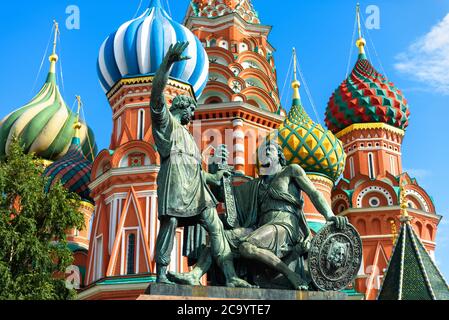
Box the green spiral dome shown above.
[0,59,97,161]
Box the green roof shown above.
[96,275,156,286]
[342,288,365,298]
[378,220,449,300]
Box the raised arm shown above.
[150,41,191,112]
[290,164,348,229]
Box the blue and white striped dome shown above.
[97,0,209,98]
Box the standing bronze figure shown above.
[168,140,355,290]
[150,41,252,288]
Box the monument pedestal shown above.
[138,283,349,300]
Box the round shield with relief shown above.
[308,222,363,292]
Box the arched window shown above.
[349,157,355,179]
[372,219,381,235]
[205,97,223,104]
[247,99,259,108]
[368,153,376,179]
[137,109,145,141]
[126,234,136,275]
[414,221,423,237]
[427,225,434,239]
[357,219,367,235]
[209,39,217,47]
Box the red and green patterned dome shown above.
[44,122,93,202]
[325,53,410,134]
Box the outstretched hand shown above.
[166,41,191,65]
[328,216,349,230]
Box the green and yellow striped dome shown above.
[0,37,97,162]
[273,79,346,182]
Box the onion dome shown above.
[44,105,93,202]
[325,7,410,134]
[0,22,97,162]
[97,0,209,98]
[273,50,346,182]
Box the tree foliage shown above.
[0,138,84,300]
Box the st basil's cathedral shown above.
[1,0,447,300]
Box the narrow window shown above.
[116,116,122,142]
[88,215,94,240]
[390,155,396,176]
[137,109,145,140]
[95,236,103,281]
[349,157,355,179]
[368,153,376,179]
[126,234,136,275]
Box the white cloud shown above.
[395,13,449,94]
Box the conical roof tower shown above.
[378,182,449,300]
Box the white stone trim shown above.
[234,157,245,165]
[233,130,245,139]
[356,186,394,208]
[234,143,245,153]
[233,119,244,127]
[90,166,160,190]
[406,189,430,212]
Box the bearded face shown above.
[259,144,280,169]
[173,104,195,125]
[326,240,349,271]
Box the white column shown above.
[233,118,245,175]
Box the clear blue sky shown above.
[1,0,448,279]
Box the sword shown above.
[211,145,239,229]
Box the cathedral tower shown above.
[325,5,441,300]
[85,0,209,294]
[185,0,284,177]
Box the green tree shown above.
[0,138,84,300]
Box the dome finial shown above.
[49,20,60,74]
[292,48,301,100]
[356,4,366,56]
[73,96,83,145]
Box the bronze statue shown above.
[150,41,253,288]
[168,139,351,290]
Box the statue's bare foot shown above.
[227,277,258,288]
[157,275,176,285]
[167,271,202,286]
[287,272,309,291]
